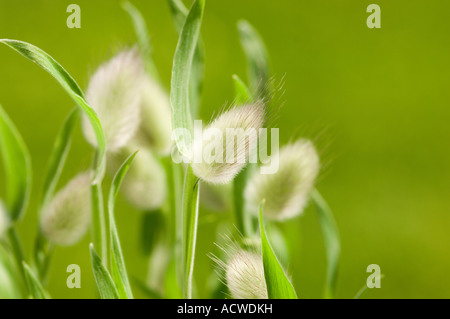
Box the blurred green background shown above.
[1,0,449,299]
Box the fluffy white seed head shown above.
[133,76,173,156]
[192,103,265,184]
[225,249,268,299]
[0,201,9,239]
[108,147,167,211]
[40,172,92,246]
[82,48,144,151]
[245,139,320,220]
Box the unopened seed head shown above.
[225,249,268,299]
[192,102,265,184]
[134,75,173,156]
[82,48,144,151]
[40,172,92,246]
[245,139,320,220]
[0,200,9,239]
[108,147,167,211]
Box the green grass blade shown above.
[170,0,205,157]
[122,1,159,80]
[182,166,200,299]
[231,75,253,238]
[0,39,105,184]
[108,151,138,299]
[40,108,79,210]
[311,189,340,299]
[22,262,48,299]
[237,20,271,98]
[168,0,205,117]
[89,243,119,299]
[0,104,31,221]
[91,182,106,263]
[232,74,252,104]
[259,204,297,299]
[0,246,21,298]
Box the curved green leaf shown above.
[259,204,297,299]
[0,104,31,221]
[89,243,119,299]
[170,0,205,157]
[182,166,200,299]
[232,74,252,104]
[108,151,138,299]
[237,20,271,98]
[23,262,48,299]
[311,189,340,299]
[0,39,105,184]
[40,108,79,210]
[168,0,205,117]
[122,1,159,80]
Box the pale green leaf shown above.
[108,151,138,299]
[23,262,48,299]
[40,108,79,210]
[232,74,252,104]
[0,104,31,221]
[170,0,205,157]
[89,243,119,299]
[168,0,205,117]
[91,183,106,263]
[0,246,21,299]
[259,204,297,299]
[182,166,200,299]
[0,39,105,184]
[122,1,159,80]
[311,189,340,299]
[237,20,271,98]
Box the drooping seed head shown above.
[40,172,92,246]
[0,200,9,239]
[108,147,167,211]
[245,139,320,220]
[225,249,268,299]
[82,48,144,151]
[192,102,265,184]
[134,76,173,156]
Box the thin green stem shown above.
[91,183,107,264]
[311,189,340,299]
[7,227,28,297]
[33,230,54,284]
[181,166,200,299]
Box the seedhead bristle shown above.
[40,172,92,246]
[192,102,265,184]
[245,139,320,220]
[82,48,144,151]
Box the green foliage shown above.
[23,262,48,299]
[169,0,205,157]
[237,20,271,98]
[0,39,106,184]
[259,205,297,299]
[311,189,340,299]
[0,104,31,221]
[108,152,138,299]
[89,244,119,299]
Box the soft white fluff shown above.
[40,172,91,246]
[245,139,320,220]
[225,250,268,299]
[192,103,265,184]
[136,75,173,156]
[82,48,144,151]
